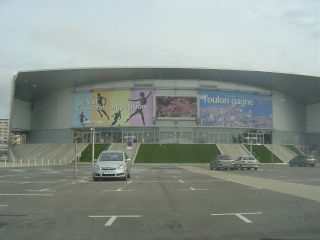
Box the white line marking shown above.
[128,180,133,184]
[0,205,9,207]
[180,187,208,191]
[103,189,132,192]
[89,215,141,227]
[105,216,117,226]
[235,214,253,223]
[211,212,262,223]
[0,193,53,196]
[27,188,56,192]
[20,182,31,184]
[179,180,184,183]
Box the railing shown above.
[0,157,69,167]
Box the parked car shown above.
[289,155,317,167]
[93,151,131,181]
[210,155,235,170]
[235,155,259,170]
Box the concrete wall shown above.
[307,103,320,133]
[272,91,306,132]
[11,99,31,130]
[11,79,318,146]
[30,88,73,130]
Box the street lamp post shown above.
[245,136,258,155]
[83,120,104,168]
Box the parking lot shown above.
[0,163,319,240]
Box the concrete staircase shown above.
[216,144,251,160]
[264,144,296,164]
[108,143,140,163]
[11,143,89,165]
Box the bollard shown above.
[54,159,56,165]
[21,158,22,167]
[28,158,30,166]
[42,158,44,166]
[48,159,50,165]
[60,159,61,165]
[35,158,37,166]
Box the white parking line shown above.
[0,205,9,207]
[27,188,56,192]
[0,193,53,196]
[89,215,141,227]
[211,212,262,223]
[180,187,208,191]
[103,188,132,192]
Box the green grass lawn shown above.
[79,143,284,164]
[135,144,220,163]
[79,144,110,162]
[284,145,302,155]
[244,144,283,163]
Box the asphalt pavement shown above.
[0,163,319,240]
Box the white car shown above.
[234,155,259,170]
[93,151,131,181]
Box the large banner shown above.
[199,90,272,128]
[73,89,154,127]
[155,96,198,118]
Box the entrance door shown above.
[83,131,101,144]
[209,133,230,144]
[122,131,143,143]
[246,133,264,144]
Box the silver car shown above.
[210,155,235,170]
[235,155,259,170]
[93,151,131,181]
[289,155,317,167]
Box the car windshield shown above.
[99,153,123,161]
[221,156,232,160]
[243,156,256,160]
[306,155,315,159]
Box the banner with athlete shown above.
[73,89,154,127]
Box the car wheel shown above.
[240,165,243,170]
[311,165,315,167]
[93,177,99,181]
[247,168,251,170]
[225,168,227,170]
[234,166,238,170]
[122,174,127,181]
[289,163,293,167]
[210,165,213,170]
[301,162,306,167]
[216,167,219,171]
[254,167,258,170]
[127,173,131,178]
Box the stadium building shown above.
[9,67,320,160]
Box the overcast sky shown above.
[0,0,319,118]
